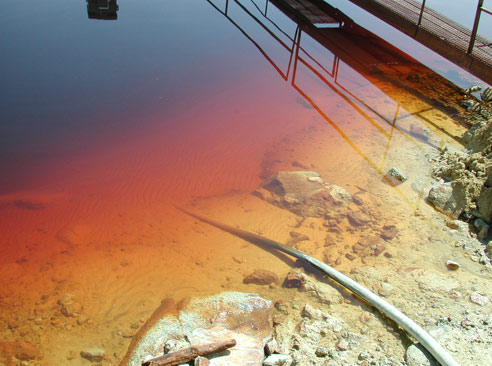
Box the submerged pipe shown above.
[178,207,460,366]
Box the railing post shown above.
[417,0,426,26]
[468,0,484,54]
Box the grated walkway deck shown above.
[347,0,492,83]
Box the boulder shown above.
[256,171,350,217]
[125,292,273,366]
[430,124,492,221]
[463,120,492,155]
[427,183,461,218]
[262,171,324,199]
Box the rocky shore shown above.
[428,91,492,256]
[121,131,492,366]
[2,85,492,366]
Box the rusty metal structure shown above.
[347,0,492,84]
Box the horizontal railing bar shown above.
[481,7,492,16]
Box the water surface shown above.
[0,0,482,364]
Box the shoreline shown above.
[1,73,492,366]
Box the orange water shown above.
[0,0,473,364]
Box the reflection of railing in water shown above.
[206,0,437,177]
[206,0,338,82]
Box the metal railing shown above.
[469,0,492,53]
[416,0,490,54]
[417,0,426,26]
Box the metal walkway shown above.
[348,0,492,84]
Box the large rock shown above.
[463,120,492,156]
[255,171,351,217]
[427,182,461,219]
[431,121,492,221]
[124,292,273,366]
[262,171,325,198]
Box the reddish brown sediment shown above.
[0,8,475,365]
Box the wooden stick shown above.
[141,339,236,366]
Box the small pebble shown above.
[274,300,290,315]
[336,339,349,351]
[263,354,291,366]
[315,346,329,357]
[358,350,370,360]
[80,348,105,362]
[386,167,407,184]
[470,292,489,307]
[195,356,210,366]
[405,343,437,366]
[378,282,393,297]
[446,260,461,271]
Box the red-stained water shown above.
[0,0,477,364]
